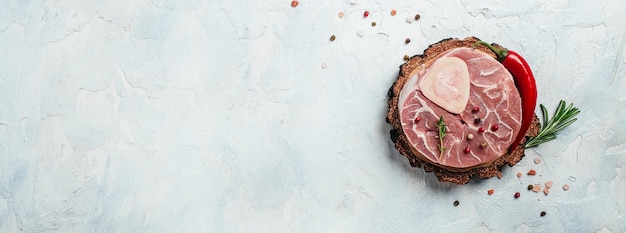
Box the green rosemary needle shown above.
[435,116,447,158]
[524,100,580,148]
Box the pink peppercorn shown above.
[414,117,421,123]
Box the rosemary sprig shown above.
[524,100,580,148]
[435,116,447,158]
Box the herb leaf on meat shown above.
[436,116,447,158]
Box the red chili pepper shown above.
[477,41,537,151]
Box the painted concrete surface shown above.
[0,0,625,232]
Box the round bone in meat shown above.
[419,56,470,114]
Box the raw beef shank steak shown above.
[387,37,540,184]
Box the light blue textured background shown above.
[0,0,624,232]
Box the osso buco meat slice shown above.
[398,47,522,168]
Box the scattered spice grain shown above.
[329,35,336,41]
[414,14,421,21]
[363,11,370,18]
[527,184,534,190]
[390,10,397,16]
[414,117,422,123]
[545,181,553,188]
[540,211,547,217]
[517,172,522,178]
[527,169,537,176]
[543,187,550,195]
[403,55,410,61]
[532,185,541,192]
[563,184,570,190]
[487,189,494,195]
[338,12,344,18]
[496,171,502,179]
[371,21,376,27]
[534,157,542,164]
[405,38,411,44]
[514,192,520,199]
[291,0,299,8]
[453,200,459,206]
[491,124,499,131]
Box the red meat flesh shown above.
[398,48,522,168]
